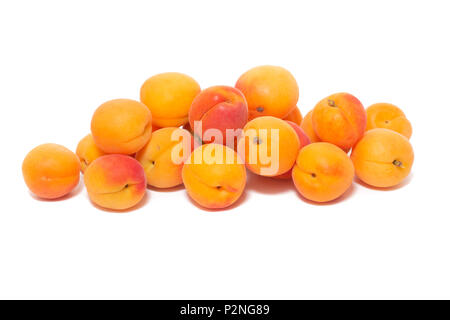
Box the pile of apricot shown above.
[22,66,414,210]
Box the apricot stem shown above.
[327,99,337,107]
[393,159,403,167]
[256,106,264,113]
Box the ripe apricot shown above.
[351,128,414,188]
[91,99,152,155]
[140,72,200,127]
[76,134,106,173]
[84,155,147,210]
[283,106,303,125]
[237,116,300,177]
[274,121,310,179]
[366,103,412,139]
[300,110,320,143]
[182,144,246,209]
[22,143,80,199]
[236,65,299,120]
[312,93,366,151]
[136,127,194,188]
[292,142,354,202]
[189,85,248,147]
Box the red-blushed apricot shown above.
[182,144,246,209]
[76,134,106,173]
[292,142,354,202]
[91,99,152,155]
[300,110,320,143]
[366,103,412,139]
[351,128,414,188]
[189,86,248,148]
[22,143,80,199]
[84,155,147,210]
[140,72,200,127]
[236,65,299,120]
[274,121,311,179]
[237,116,300,177]
[136,127,194,188]
[312,93,366,151]
[283,106,303,125]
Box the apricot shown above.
[140,72,200,127]
[274,121,310,179]
[235,65,299,120]
[84,154,147,210]
[300,110,320,143]
[351,128,414,188]
[76,134,106,173]
[22,143,80,199]
[283,106,303,125]
[136,127,194,188]
[237,116,300,177]
[292,142,354,202]
[312,93,366,151]
[189,86,248,147]
[182,144,246,209]
[91,99,152,155]
[366,103,412,139]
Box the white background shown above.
[1,0,449,299]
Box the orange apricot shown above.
[136,127,194,188]
[274,121,310,179]
[76,134,106,173]
[140,72,200,127]
[236,65,299,120]
[22,143,80,199]
[292,142,354,202]
[351,128,414,188]
[84,155,147,210]
[283,106,303,125]
[312,93,366,151]
[91,99,152,155]
[300,110,320,143]
[366,103,412,139]
[237,116,300,177]
[182,144,246,209]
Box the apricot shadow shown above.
[245,171,295,195]
[147,184,185,193]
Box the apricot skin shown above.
[351,128,414,188]
[136,127,194,189]
[76,134,106,173]
[312,93,366,151]
[182,144,246,209]
[292,142,355,202]
[91,99,152,155]
[189,86,248,146]
[22,144,81,199]
[274,121,311,179]
[366,103,412,139]
[235,65,299,120]
[140,72,201,127]
[300,110,320,143]
[283,106,303,125]
[237,116,300,177]
[84,155,147,210]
